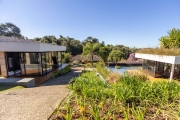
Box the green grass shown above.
[137,48,180,56]
[51,70,180,119]
[0,86,24,94]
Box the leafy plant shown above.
[96,62,110,79]
[109,50,124,65]
[51,66,71,78]
[51,70,180,119]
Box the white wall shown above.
[0,42,66,52]
[135,53,180,64]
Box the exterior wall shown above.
[0,52,7,77]
[14,67,59,86]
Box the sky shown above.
[0,0,180,48]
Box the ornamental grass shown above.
[51,69,180,120]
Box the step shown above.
[0,78,35,88]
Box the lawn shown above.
[50,70,180,120]
[0,86,24,94]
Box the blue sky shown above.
[0,0,180,48]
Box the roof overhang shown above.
[135,53,180,64]
[0,41,66,52]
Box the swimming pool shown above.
[108,66,141,74]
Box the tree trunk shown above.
[116,60,117,66]
[91,54,93,67]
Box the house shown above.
[0,36,66,85]
[135,53,180,81]
[72,54,101,62]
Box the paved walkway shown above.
[0,67,83,120]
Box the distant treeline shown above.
[34,36,139,59]
[0,22,139,58]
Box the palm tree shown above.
[82,42,101,66]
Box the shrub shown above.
[137,48,180,56]
[51,66,71,78]
[106,72,121,84]
[86,63,91,68]
[96,62,110,79]
[62,53,71,63]
[52,71,180,120]
[115,65,120,69]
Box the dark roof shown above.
[72,54,101,62]
[0,36,37,43]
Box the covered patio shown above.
[135,53,180,81]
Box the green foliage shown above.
[99,46,111,63]
[115,65,120,69]
[34,35,83,56]
[96,62,110,79]
[82,42,101,66]
[159,28,180,48]
[62,53,71,63]
[53,71,180,119]
[0,22,22,38]
[51,66,71,78]
[137,47,180,56]
[85,63,91,68]
[33,34,138,60]
[81,36,99,45]
[109,50,125,65]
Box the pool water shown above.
[109,66,141,74]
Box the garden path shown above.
[0,66,83,120]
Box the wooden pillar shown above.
[61,52,62,66]
[170,64,175,82]
[39,53,42,75]
[142,59,144,69]
[154,61,157,77]
[0,52,8,77]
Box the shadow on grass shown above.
[0,86,24,94]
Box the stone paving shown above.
[0,67,83,120]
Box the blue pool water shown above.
[109,66,141,74]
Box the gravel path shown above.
[0,67,83,120]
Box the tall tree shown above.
[99,46,111,64]
[82,42,101,66]
[159,28,180,48]
[82,36,99,45]
[0,22,22,38]
[109,50,124,65]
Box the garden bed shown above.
[51,66,71,79]
[50,70,180,120]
